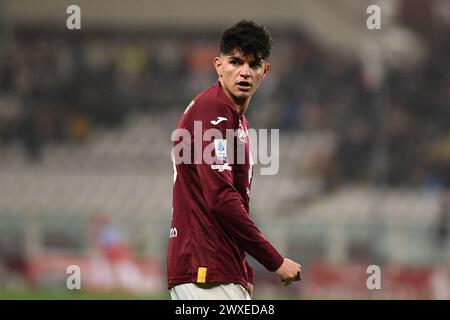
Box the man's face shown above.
[214,49,270,103]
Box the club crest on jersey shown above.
[214,139,227,161]
[238,120,248,143]
[169,227,177,238]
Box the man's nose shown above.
[240,64,251,78]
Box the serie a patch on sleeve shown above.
[213,139,227,162]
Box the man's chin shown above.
[233,91,252,99]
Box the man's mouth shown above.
[236,80,252,90]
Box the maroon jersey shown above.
[167,82,284,290]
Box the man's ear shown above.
[262,62,270,81]
[214,56,223,77]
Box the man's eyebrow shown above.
[228,56,243,61]
[228,55,263,64]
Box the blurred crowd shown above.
[0,29,449,190]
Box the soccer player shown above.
[168,20,302,300]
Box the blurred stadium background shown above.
[0,0,449,299]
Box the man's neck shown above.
[219,79,250,114]
[234,98,250,114]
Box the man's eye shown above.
[250,63,262,68]
[230,60,238,65]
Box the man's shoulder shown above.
[185,83,237,121]
[195,83,234,111]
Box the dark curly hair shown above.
[219,20,273,60]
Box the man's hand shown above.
[275,258,302,286]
